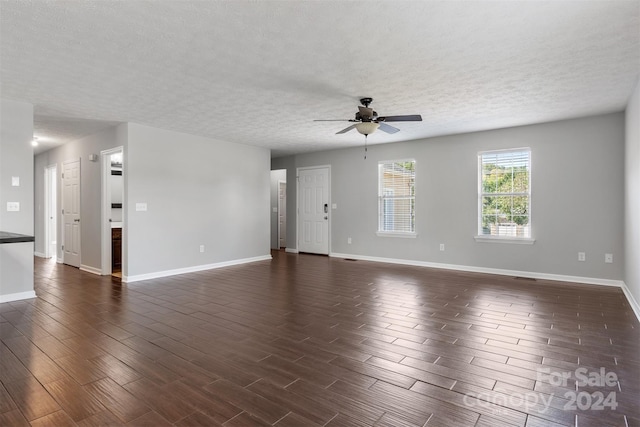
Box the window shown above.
[478,149,532,241]
[378,160,415,235]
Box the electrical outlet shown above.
[6,202,19,212]
[200,245,205,253]
[578,252,586,262]
[347,237,352,244]
[605,253,613,263]
[439,243,445,251]
[135,203,147,211]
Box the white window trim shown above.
[477,148,533,241]
[376,231,418,238]
[377,159,416,236]
[474,235,535,244]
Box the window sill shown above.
[474,236,536,245]
[376,231,417,239]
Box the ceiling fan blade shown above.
[358,106,374,119]
[336,124,357,134]
[314,119,351,122]
[378,122,400,134]
[378,115,422,122]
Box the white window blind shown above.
[478,149,531,238]
[378,160,415,234]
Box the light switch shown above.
[7,202,20,212]
[11,176,19,186]
[332,203,337,209]
[273,207,277,212]
[135,203,147,211]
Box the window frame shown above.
[475,148,535,244]
[376,159,417,238]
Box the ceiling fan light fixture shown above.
[355,122,379,135]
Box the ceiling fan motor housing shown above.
[355,111,378,121]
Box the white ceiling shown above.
[1,1,639,157]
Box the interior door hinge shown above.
[61,173,64,178]
[61,245,64,250]
[61,209,64,214]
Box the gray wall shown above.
[270,169,286,249]
[125,123,271,279]
[625,79,640,306]
[0,99,34,300]
[34,125,122,270]
[275,113,625,281]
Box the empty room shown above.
[1,1,639,426]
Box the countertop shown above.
[0,231,35,244]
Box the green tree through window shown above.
[479,150,530,238]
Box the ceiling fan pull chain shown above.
[364,135,368,159]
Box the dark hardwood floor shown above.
[1,251,638,426]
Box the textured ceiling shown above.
[1,1,639,157]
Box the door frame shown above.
[278,180,286,249]
[100,146,124,275]
[296,165,331,254]
[44,163,57,259]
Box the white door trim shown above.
[101,146,124,275]
[44,164,57,259]
[296,165,331,255]
[278,180,286,249]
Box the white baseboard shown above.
[620,282,640,323]
[34,251,47,258]
[123,254,272,283]
[56,257,63,264]
[329,252,625,287]
[285,248,299,254]
[80,264,102,275]
[0,290,37,303]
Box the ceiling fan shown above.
[315,97,422,136]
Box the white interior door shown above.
[63,159,81,267]
[298,167,329,254]
[278,181,286,248]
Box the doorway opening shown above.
[270,169,287,251]
[44,164,57,260]
[101,147,124,278]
